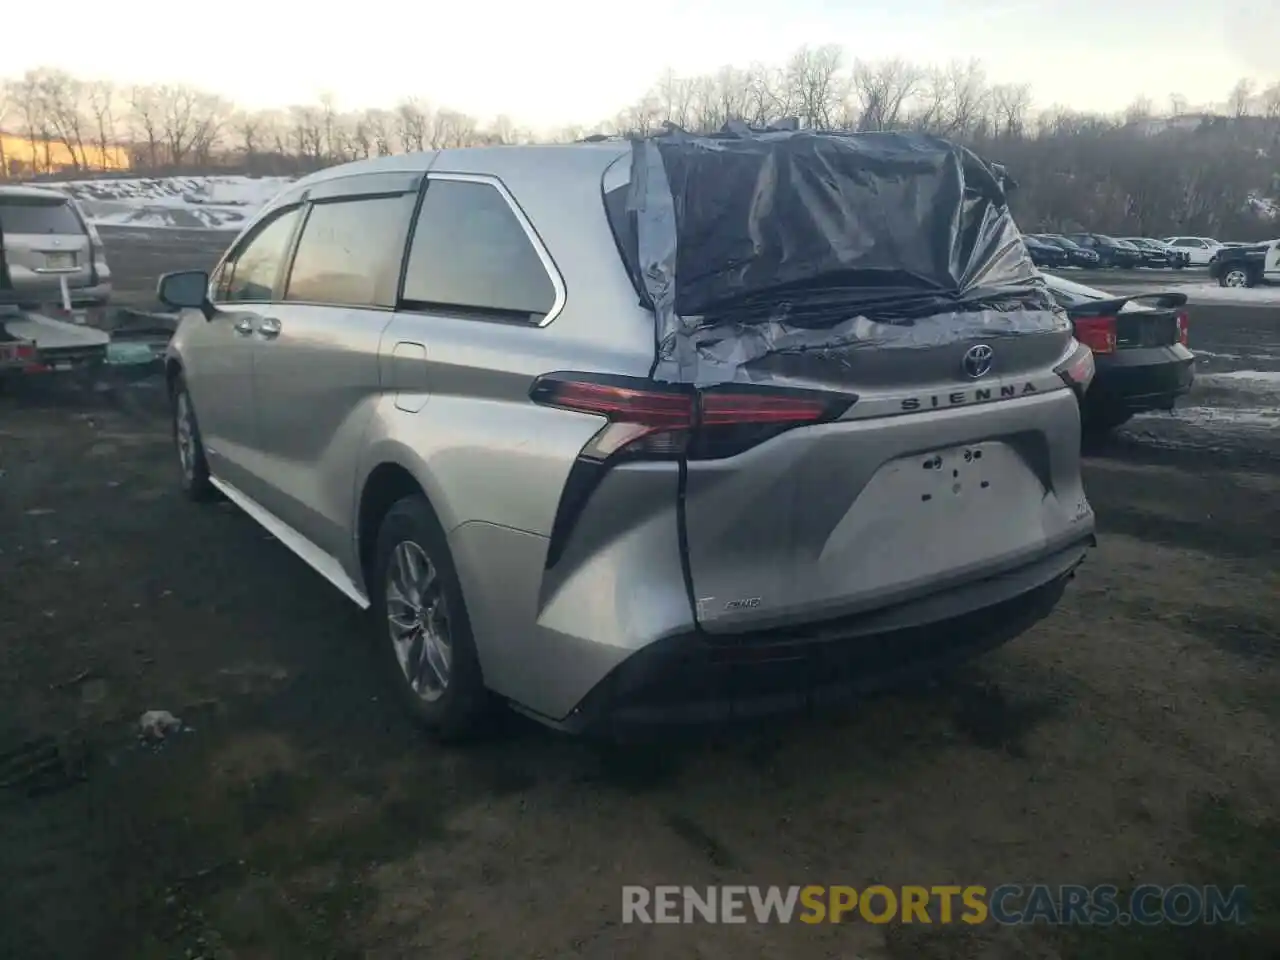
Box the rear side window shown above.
[402,178,556,322]
[0,199,83,235]
[220,207,302,302]
[285,194,415,308]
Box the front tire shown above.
[171,374,215,502]
[370,495,492,741]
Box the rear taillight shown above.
[534,374,856,568]
[1072,316,1117,355]
[1055,342,1096,397]
[530,374,853,462]
[1176,311,1189,347]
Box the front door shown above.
[192,204,303,499]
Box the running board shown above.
[208,475,371,610]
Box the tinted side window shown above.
[1171,239,1194,247]
[285,194,415,307]
[221,207,302,303]
[402,179,556,321]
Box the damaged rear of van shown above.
[169,129,1097,738]
[548,127,1096,729]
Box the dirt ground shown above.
[1,368,1277,960]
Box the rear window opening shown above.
[0,199,84,235]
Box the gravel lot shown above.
[1,234,1277,959]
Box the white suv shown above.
[1162,236,1222,266]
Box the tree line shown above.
[2,48,1278,239]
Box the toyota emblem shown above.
[962,344,994,379]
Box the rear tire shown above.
[171,373,215,502]
[1218,267,1255,288]
[370,494,492,741]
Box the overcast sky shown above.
[3,0,1275,130]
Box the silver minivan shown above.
[159,130,1097,739]
[0,185,112,307]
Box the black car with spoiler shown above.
[1043,274,1194,434]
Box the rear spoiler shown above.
[1063,292,1188,317]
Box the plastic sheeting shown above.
[622,125,1068,386]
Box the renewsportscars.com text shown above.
[622,884,1249,926]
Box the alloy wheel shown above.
[385,540,452,702]
[175,392,195,481]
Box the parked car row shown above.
[1025,233,1192,270]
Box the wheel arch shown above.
[355,456,448,591]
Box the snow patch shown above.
[39,175,295,232]
[1183,284,1280,305]
[1143,406,1280,429]
[1201,370,1280,385]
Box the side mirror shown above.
[157,270,215,321]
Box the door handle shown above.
[233,317,254,336]
[257,316,282,340]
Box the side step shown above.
[208,475,371,610]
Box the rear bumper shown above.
[549,533,1093,737]
[1087,345,1194,413]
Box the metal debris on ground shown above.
[139,710,184,742]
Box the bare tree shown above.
[1261,81,1280,120]
[33,70,89,169]
[14,72,51,174]
[849,58,923,132]
[395,97,427,152]
[363,108,392,156]
[129,85,163,169]
[1228,77,1255,117]
[741,63,781,126]
[86,80,116,170]
[487,114,518,145]
[318,93,339,161]
[289,104,324,163]
[156,84,206,167]
[189,93,231,166]
[784,45,845,129]
[1123,95,1154,126]
[0,79,13,177]
[260,109,290,159]
[990,83,1032,139]
[939,58,989,137]
[233,109,262,163]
